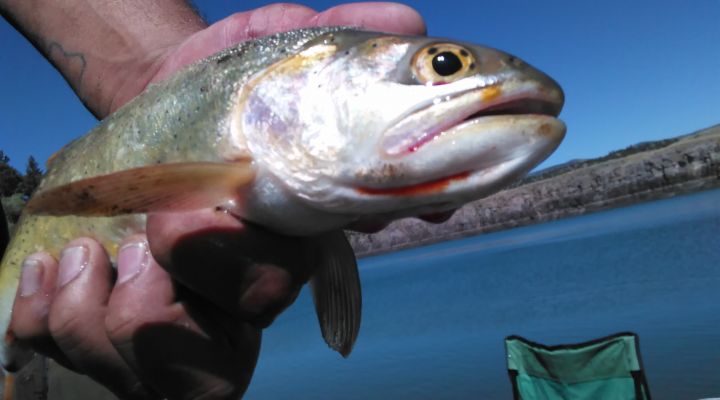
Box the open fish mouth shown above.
[463,95,562,121]
[363,85,566,197]
[382,85,564,156]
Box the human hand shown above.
[11,209,316,399]
[110,2,426,115]
[9,3,426,399]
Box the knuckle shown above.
[48,305,88,340]
[105,307,143,341]
[105,302,186,342]
[47,307,95,356]
[10,302,49,340]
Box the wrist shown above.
[1,0,207,119]
[95,46,178,118]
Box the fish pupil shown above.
[432,52,462,76]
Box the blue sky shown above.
[1,0,719,171]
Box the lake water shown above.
[246,189,720,399]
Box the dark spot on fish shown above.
[77,190,93,201]
[216,53,234,64]
[111,205,119,211]
[372,43,377,48]
[460,49,469,57]
[128,186,139,191]
[121,208,132,214]
[427,47,438,55]
[538,123,553,137]
[469,62,476,69]
[344,50,350,55]
[509,56,524,67]
[200,86,207,93]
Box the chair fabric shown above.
[505,332,651,400]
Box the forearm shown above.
[0,0,207,118]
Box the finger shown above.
[146,209,311,327]
[220,2,425,46]
[224,2,426,41]
[9,252,72,369]
[151,3,316,81]
[152,2,425,82]
[225,3,318,41]
[107,235,261,400]
[311,2,426,35]
[47,238,151,399]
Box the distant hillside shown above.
[348,124,720,256]
[513,124,717,187]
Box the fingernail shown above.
[117,241,149,284]
[58,246,89,287]
[19,258,44,297]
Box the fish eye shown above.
[412,43,476,85]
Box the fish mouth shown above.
[463,96,562,121]
[382,84,564,156]
[361,84,565,198]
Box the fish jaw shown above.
[343,114,565,215]
[349,77,566,203]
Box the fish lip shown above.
[463,95,563,121]
[357,114,566,197]
[382,82,564,156]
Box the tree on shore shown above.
[19,156,43,197]
[1,151,44,232]
[0,151,22,197]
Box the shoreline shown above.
[348,124,720,257]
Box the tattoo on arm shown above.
[46,41,87,88]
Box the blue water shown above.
[246,189,720,399]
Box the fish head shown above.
[238,30,565,223]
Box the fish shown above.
[0,26,565,370]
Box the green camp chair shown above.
[505,332,651,400]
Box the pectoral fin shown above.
[25,161,255,216]
[309,231,362,358]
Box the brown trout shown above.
[0,27,565,368]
